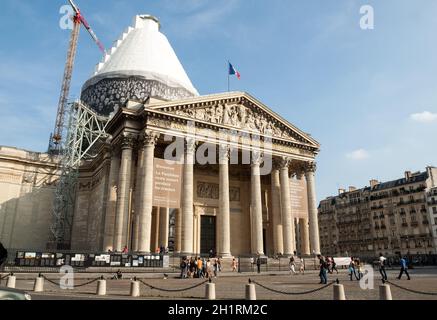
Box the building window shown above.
[433,207,437,214]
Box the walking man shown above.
[317,254,328,284]
[378,253,388,281]
[398,255,411,280]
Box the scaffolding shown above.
[49,101,109,249]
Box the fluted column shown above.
[181,139,195,254]
[305,162,321,255]
[132,145,145,252]
[103,149,120,251]
[158,207,169,249]
[271,162,284,255]
[174,209,182,253]
[137,131,159,253]
[113,135,135,252]
[299,218,311,255]
[279,157,294,256]
[251,153,264,255]
[218,145,231,257]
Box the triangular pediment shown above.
[150,92,320,148]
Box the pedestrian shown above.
[256,255,261,274]
[348,257,359,280]
[231,258,238,272]
[298,257,305,275]
[213,258,218,278]
[356,258,363,280]
[379,253,388,281]
[398,255,411,280]
[250,257,255,272]
[317,254,328,284]
[289,256,297,275]
[331,257,339,274]
[197,257,203,278]
[180,258,187,279]
[122,245,128,254]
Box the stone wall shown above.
[71,162,109,251]
[0,146,60,251]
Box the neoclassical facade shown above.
[0,15,322,257]
[71,92,321,257]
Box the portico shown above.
[72,92,321,257]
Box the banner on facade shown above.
[290,176,309,219]
[153,158,182,208]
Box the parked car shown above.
[0,287,31,300]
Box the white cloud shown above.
[346,149,370,160]
[410,111,437,123]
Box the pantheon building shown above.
[0,15,321,258]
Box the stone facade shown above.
[427,187,437,253]
[318,167,437,258]
[70,92,322,257]
[0,147,61,250]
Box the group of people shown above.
[379,253,411,281]
[317,252,412,284]
[180,256,222,279]
[288,256,305,275]
[348,257,364,281]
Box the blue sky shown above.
[0,0,436,200]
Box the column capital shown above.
[304,162,317,174]
[218,144,230,163]
[142,130,160,147]
[251,151,263,167]
[185,138,197,153]
[121,134,136,150]
[279,156,292,170]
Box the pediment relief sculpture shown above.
[171,103,301,142]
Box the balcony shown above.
[423,220,429,225]
[411,221,419,228]
[402,223,408,227]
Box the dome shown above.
[81,15,199,115]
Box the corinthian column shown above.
[113,135,135,252]
[297,173,310,255]
[251,152,264,255]
[137,131,159,253]
[181,139,195,255]
[218,145,231,257]
[158,207,169,249]
[279,157,294,256]
[271,161,283,255]
[132,145,145,252]
[103,149,120,251]
[305,162,321,255]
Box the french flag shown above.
[228,62,241,80]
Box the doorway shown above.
[201,216,216,255]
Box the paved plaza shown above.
[2,267,437,300]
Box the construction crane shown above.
[48,0,107,250]
[50,0,105,153]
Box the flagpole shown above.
[227,60,230,92]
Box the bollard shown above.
[333,284,346,300]
[379,284,393,300]
[96,278,107,296]
[130,280,140,297]
[245,280,257,300]
[6,275,16,289]
[34,275,45,292]
[205,281,216,300]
